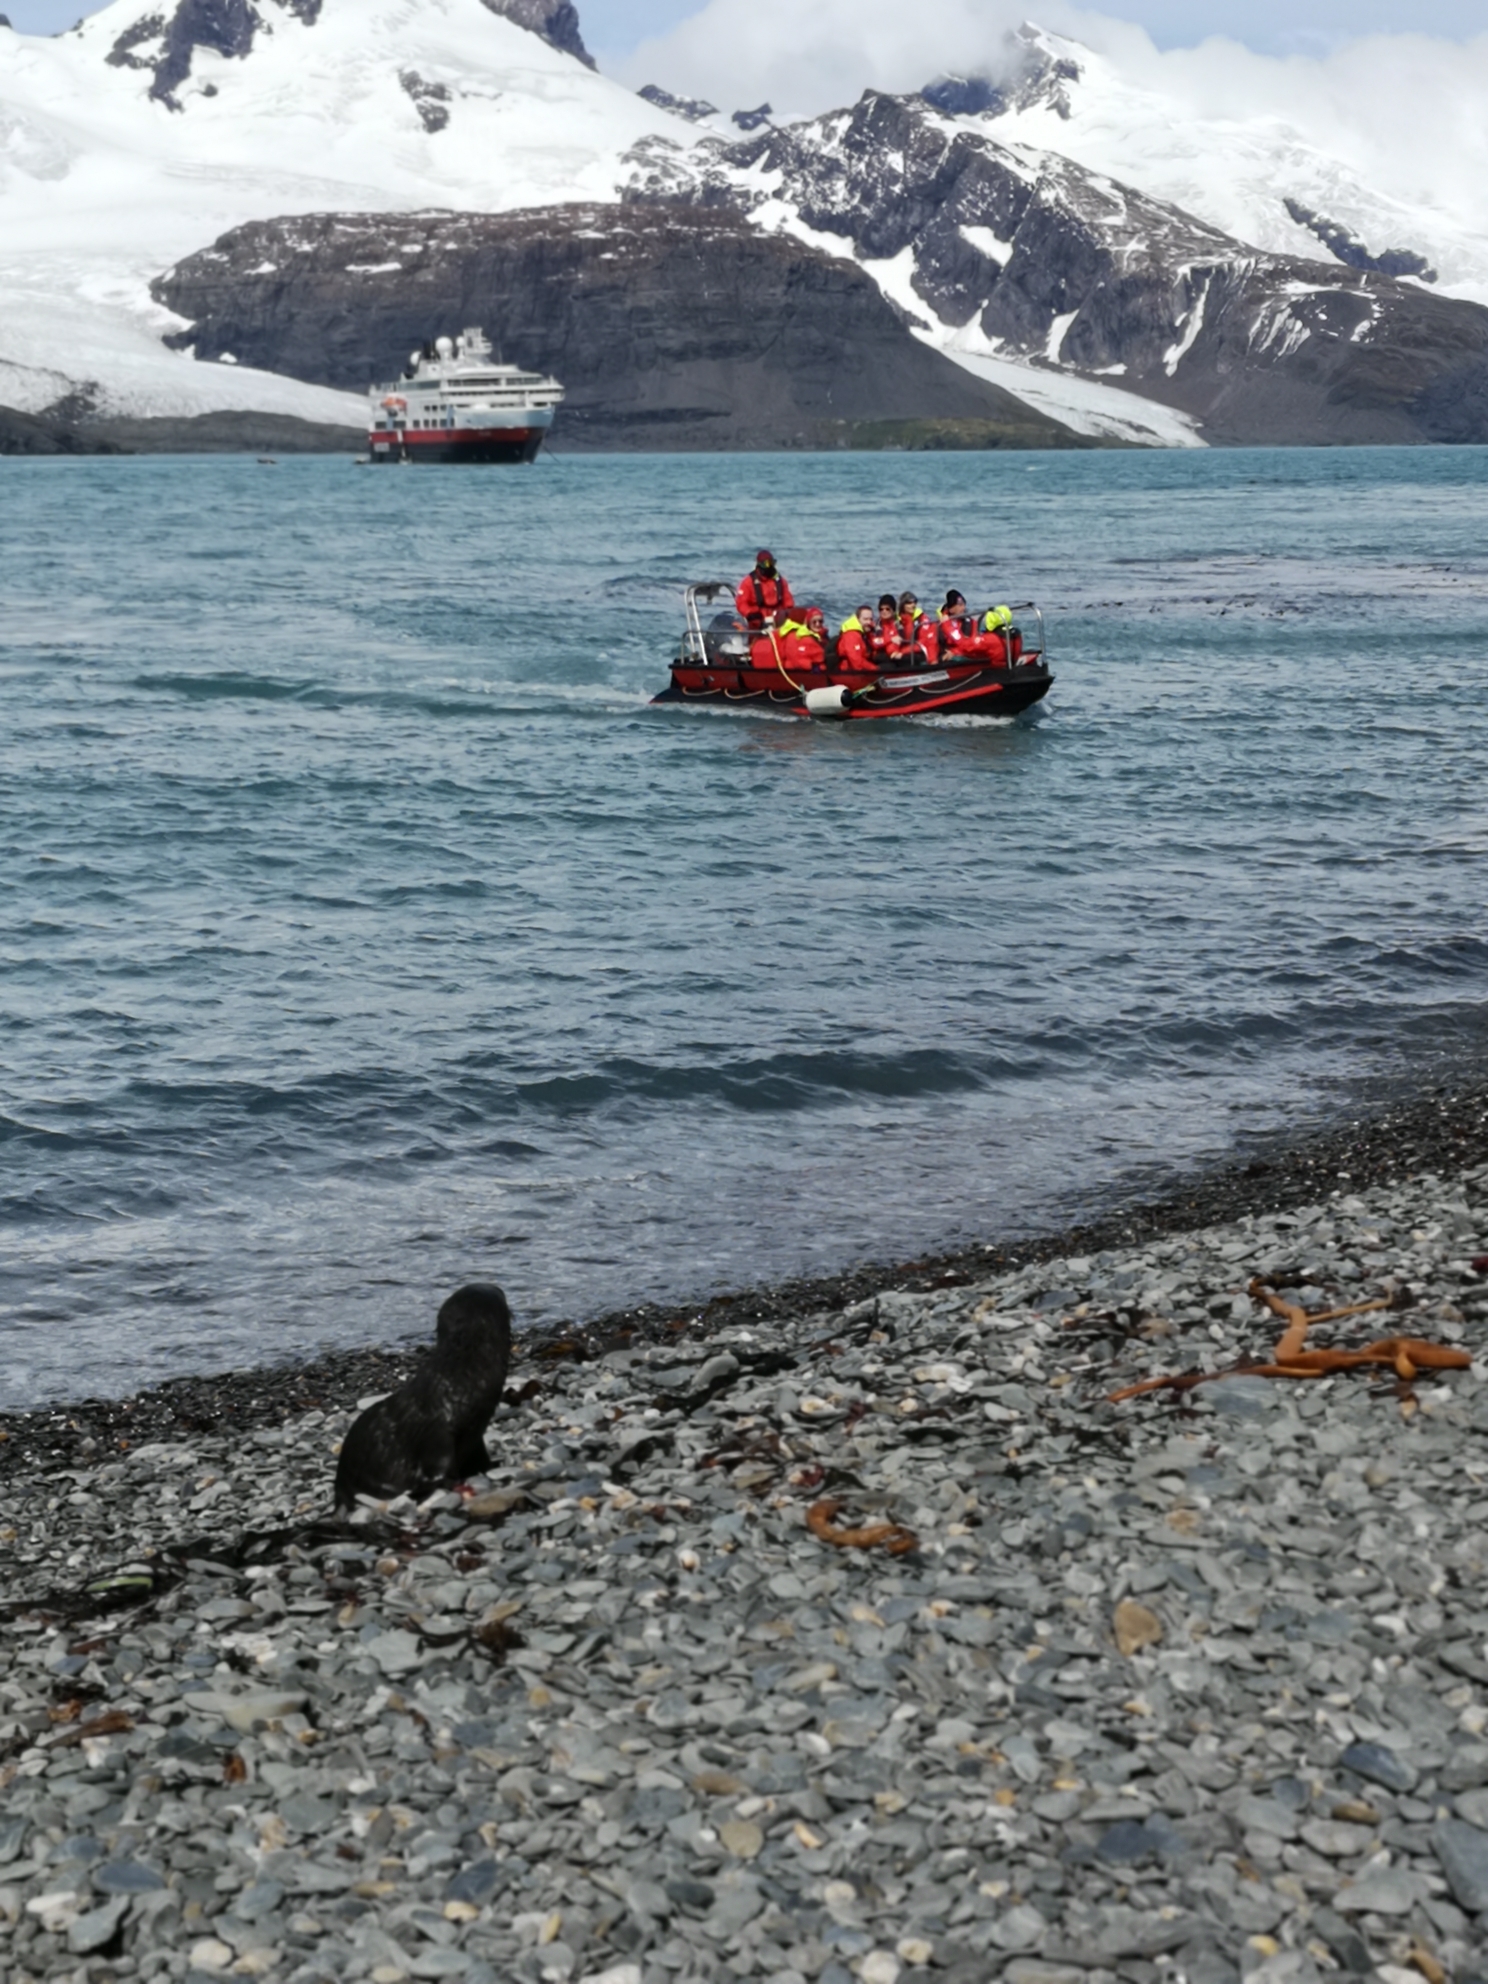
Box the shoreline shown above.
[3,1100,1486,1980]
[4,1065,1487,1484]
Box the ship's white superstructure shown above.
[368,328,564,462]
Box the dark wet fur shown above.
[334,1284,512,1507]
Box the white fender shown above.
[804,685,852,718]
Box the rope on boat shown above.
[768,625,807,695]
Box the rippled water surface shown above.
[5,447,1488,1405]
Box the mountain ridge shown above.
[151,202,1097,451]
[4,0,1488,446]
[622,86,1488,446]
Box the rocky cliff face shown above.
[151,203,1091,450]
[478,0,592,70]
[106,0,590,110]
[622,90,1488,445]
[108,0,323,107]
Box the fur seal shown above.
[334,1283,512,1507]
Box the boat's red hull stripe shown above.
[656,670,1050,719]
[369,429,542,446]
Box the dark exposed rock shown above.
[152,0,257,106]
[623,88,1488,445]
[106,10,169,72]
[73,409,360,451]
[105,0,319,108]
[1283,197,1437,282]
[0,402,122,455]
[478,0,593,69]
[400,68,451,134]
[639,82,717,123]
[921,75,1006,118]
[731,103,772,132]
[151,202,1089,452]
[0,403,356,454]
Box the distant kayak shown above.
[653,583,1054,719]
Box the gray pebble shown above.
[1340,1739,1418,1792]
[66,1894,129,1954]
[4,1162,1487,1984]
[1434,1816,1488,1913]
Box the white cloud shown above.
[617,0,1065,117]
[1064,20,1488,248]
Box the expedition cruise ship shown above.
[367,329,564,463]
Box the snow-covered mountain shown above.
[0,0,677,426]
[0,0,1206,444]
[943,24,1488,310]
[621,84,1488,448]
[5,0,1488,448]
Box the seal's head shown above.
[435,1283,511,1365]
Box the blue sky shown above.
[7,0,1488,56]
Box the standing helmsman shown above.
[734,549,795,629]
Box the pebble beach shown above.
[5,1087,1488,1984]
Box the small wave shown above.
[133,671,319,703]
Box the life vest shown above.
[978,605,1021,663]
[734,569,794,626]
[836,615,874,671]
[776,617,825,668]
[901,609,938,664]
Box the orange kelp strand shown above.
[806,1498,917,1556]
[1106,1279,1470,1405]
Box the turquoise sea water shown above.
[4,447,1488,1406]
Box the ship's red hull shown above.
[368,426,547,464]
[654,655,1053,720]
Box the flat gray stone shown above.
[230,1881,284,1921]
[1234,1793,1299,1840]
[1340,1740,1417,1792]
[992,1904,1049,1951]
[366,1628,424,1676]
[1333,1866,1426,1914]
[279,1791,338,1834]
[93,1860,166,1894]
[406,1952,471,1979]
[67,1895,129,1955]
[445,1860,501,1906]
[1434,1816,1488,1913]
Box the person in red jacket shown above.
[898,591,938,664]
[775,607,827,670]
[835,603,878,672]
[734,550,794,629]
[873,593,903,658]
[938,590,978,657]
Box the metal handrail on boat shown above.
[1008,602,1046,664]
[683,582,732,666]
